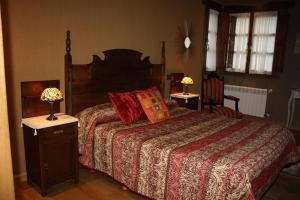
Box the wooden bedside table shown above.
[21,113,79,196]
[170,92,200,110]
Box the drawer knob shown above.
[53,130,64,135]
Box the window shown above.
[203,1,290,76]
[225,11,278,75]
[249,12,277,75]
[226,13,250,73]
[205,9,219,72]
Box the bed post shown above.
[65,30,72,115]
[161,41,166,97]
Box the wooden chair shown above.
[169,73,184,94]
[201,75,242,119]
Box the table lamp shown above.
[181,76,194,95]
[40,87,63,120]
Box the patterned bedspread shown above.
[77,104,300,200]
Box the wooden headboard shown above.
[64,31,166,115]
[21,80,60,118]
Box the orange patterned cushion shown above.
[135,87,170,123]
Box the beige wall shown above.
[4,0,205,175]
[0,2,15,199]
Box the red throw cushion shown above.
[108,92,145,124]
[135,86,170,123]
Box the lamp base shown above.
[46,114,57,121]
[46,101,57,121]
[183,85,190,95]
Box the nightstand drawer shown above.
[40,123,75,139]
[170,93,199,110]
[174,97,198,110]
[171,96,199,110]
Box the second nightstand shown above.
[170,92,200,110]
[21,113,79,196]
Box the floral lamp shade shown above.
[40,88,63,120]
[41,87,63,102]
[181,76,194,95]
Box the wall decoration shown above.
[294,33,300,54]
[176,21,194,59]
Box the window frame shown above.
[205,9,220,72]
[202,1,222,76]
[225,12,251,73]
[202,0,292,77]
[249,11,278,75]
[225,11,279,75]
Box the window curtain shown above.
[230,15,250,72]
[250,13,277,74]
[206,9,219,71]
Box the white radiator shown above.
[224,84,268,117]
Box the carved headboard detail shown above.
[65,31,166,115]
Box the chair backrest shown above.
[169,73,184,94]
[202,77,224,108]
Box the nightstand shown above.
[21,113,79,196]
[170,92,200,110]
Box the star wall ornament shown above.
[176,21,194,59]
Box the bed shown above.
[64,31,300,200]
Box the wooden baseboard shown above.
[14,172,27,182]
